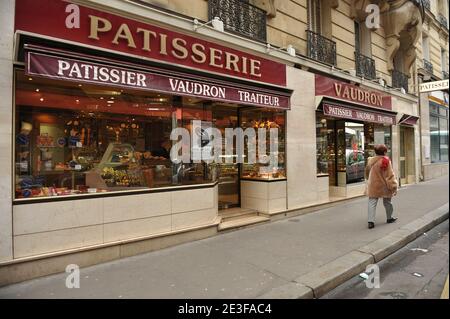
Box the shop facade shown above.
[419,90,449,181]
[0,0,424,282]
[1,0,293,268]
[314,74,397,199]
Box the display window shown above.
[14,70,214,200]
[316,113,392,186]
[240,107,286,180]
[430,102,449,163]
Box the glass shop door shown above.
[212,105,240,210]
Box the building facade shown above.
[0,0,448,284]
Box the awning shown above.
[398,114,419,126]
[24,45,292,110]
[320,101,396,125]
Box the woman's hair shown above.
[374,144,388,156]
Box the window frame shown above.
[429,101,449,163]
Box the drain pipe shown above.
[417,75,424,182]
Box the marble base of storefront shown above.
[423,163,449,181]
[0,220,219,287]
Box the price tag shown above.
[75,164,82,170]
[20,161,28,171]
[76,141,83,148]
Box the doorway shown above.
[400,126,415,185]
[212,105,240,210]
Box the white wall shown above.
[0,0,14,262]
[285,66,321,209]
[13,187,218,258]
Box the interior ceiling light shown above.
[82,88,121,96]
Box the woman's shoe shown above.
[368,222,375,229]
[387,217,398,224]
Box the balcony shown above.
[438,14,449,30]
[208,0,267,43]
[423,59,433,73]
[419,0,431,11]
[355,51,376,80]
[443,71,449,79]
[306,30,337,66]
[392,70,409,93]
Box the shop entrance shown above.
[400,126,415,185]
[212,105,240,210]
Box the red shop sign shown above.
[323,103,395,125]
[315,75,392,110]
[26,51,290,109]
[15,0,286,87]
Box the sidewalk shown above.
[0,176,448,299]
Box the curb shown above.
[259,203,449,299]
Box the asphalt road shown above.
[321,220,449,299]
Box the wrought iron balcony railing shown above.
[420,0,431,11]
[208,0,267,43]
[306,30,337,66]
[423,59,433,73]
[443,71,449,79]
[438,14,449,29]
[392,70,409,93]
[355,51,376,80]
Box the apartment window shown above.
[430,102,449,163]
[308,0,321,34]
[441,48,448,73]
[354,21,372,57]
[422,35,430,61]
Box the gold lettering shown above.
[334,83,342,96]
[159,34,168,55]
[342,86,350,99]
[225,52,240,72]
[250,59,261,77]
[171,38,188,59]
[88,15,112,40]
[112,23,136,48]
[358,89,365,101]
[210,48,223,68]
[350,88,357,100]
[242,56,248,74]
[364,92,370,104]
[137,28,157,51]
[377,96,383,106]
[191,43,206,64]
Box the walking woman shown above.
[364,144,398,229]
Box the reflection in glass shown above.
[240,107,286,180]
[345,122,365,184]
[14,70,213,200]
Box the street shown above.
[0,176,447,299]
[322,220,449,299]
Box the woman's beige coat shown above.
[365,156,398,198]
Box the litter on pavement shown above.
[359,273,369,280]
[410,248,429,253]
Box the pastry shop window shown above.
[240,107,286,180]
[14,70,213,200]
[364,123,392,161]
[315,114,392,186]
